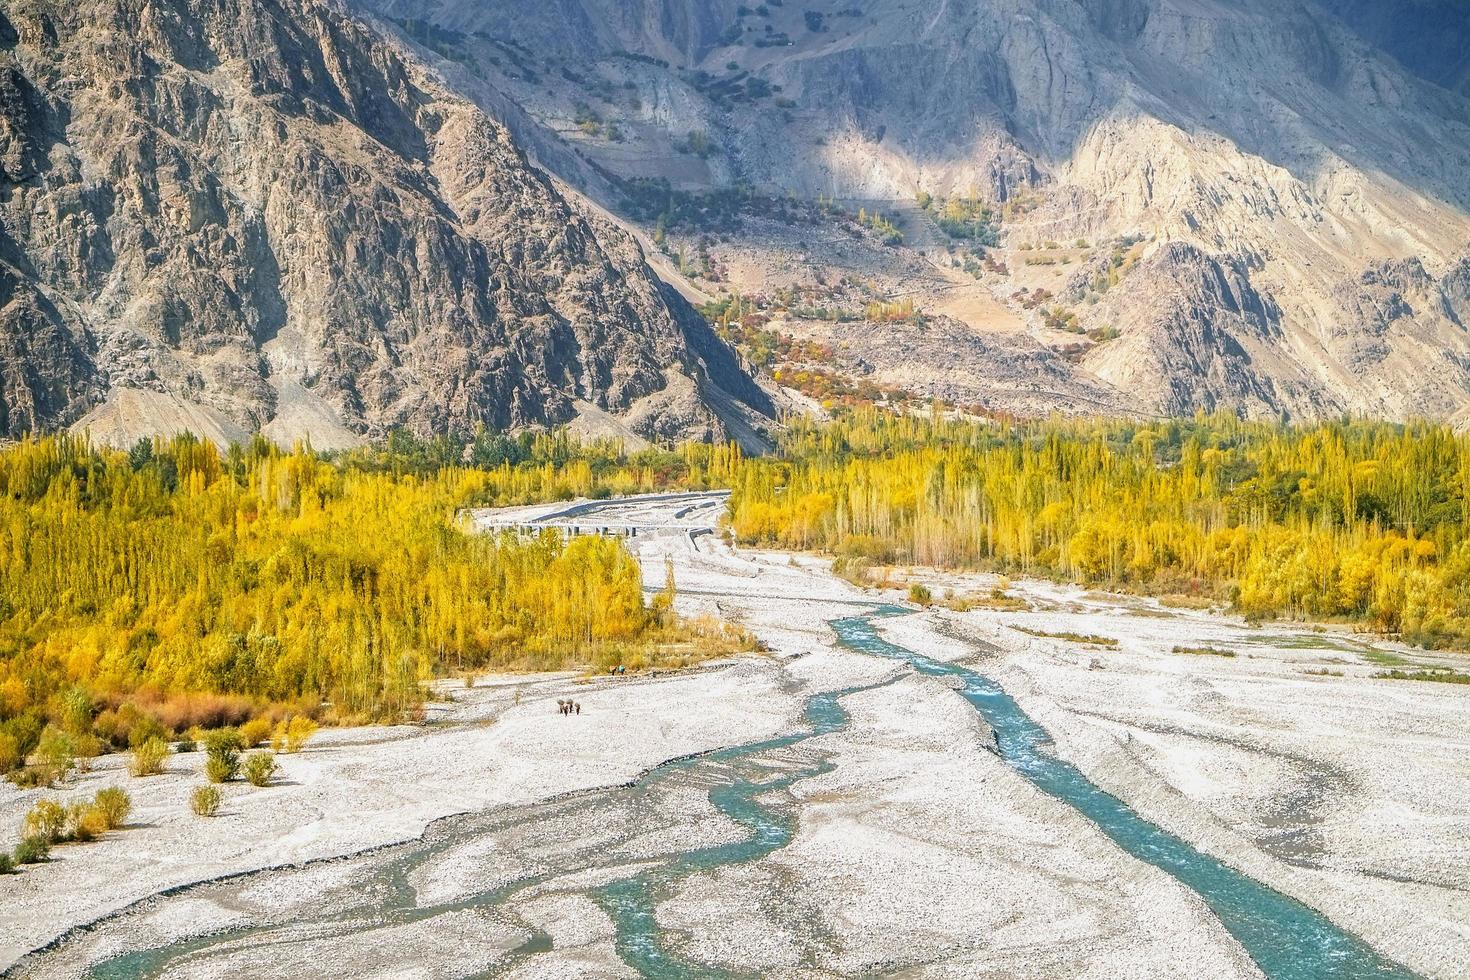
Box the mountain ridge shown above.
[0,0,777,448]
[360,0,1470,424]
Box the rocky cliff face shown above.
[360,0,1470,424]
[0,0,774,446]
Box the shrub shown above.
[205,753,238,784]
[32,726,76,785]
[6,766,56,789]
[203,728,243,755]
[65,801,108,842]
[0,852,13,874]
[130,736,169,777]
[204,728,243,783]
[0,732,21,774]
[244,752,277,787]
[125,711,168,750]
[23,798,67,843]
[271,716,317,754]
[238,717,272,748]
[93,787,132,829]
[191,784,221,817]
[13,836,50,864]
[907,583,933,606]
[175,736,197,753]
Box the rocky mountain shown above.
[1324,0,1470,97]
[0,0,776,448]
[358,0,1470,423]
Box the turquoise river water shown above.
[79,606,1415,979]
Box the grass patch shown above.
[1374,669,1470,685]
[1159,594,1216,610]
[943,593,1030,612]
[1171,646,1237,658]
[1016,627,1119,647]
[1360,649,1413,667]
[1256,634,1362,652]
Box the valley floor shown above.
[3,494,1467,978]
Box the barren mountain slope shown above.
[1323,0,1470,97]
[362,0,1470,421]
[0,0,776,446]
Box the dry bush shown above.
[96,692,258,739]
[6,765,57,789]
[152,693,257,733]
[130,737,168,777]
[92,703,164,751]
[238,717,272,748]
[1159,594,1215,610]
[271,716,317,754]
[65,801,108,842]
[93,787,132,829]
[244,752,277,787]
[23,799,67,843]
[191,784,221,817]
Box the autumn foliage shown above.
[0,433,739,778]
[727,410,1470,649]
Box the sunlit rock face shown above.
[0,0,774,445]
[362,0,1470,422]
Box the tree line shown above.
[725,410,1470,649]
[0,433,747,780]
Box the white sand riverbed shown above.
[0,656,795,970]
[872,574,1470,978]
[6,493,1464,977]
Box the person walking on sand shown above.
[575,702,581,715]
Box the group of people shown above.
[555,664,635,715]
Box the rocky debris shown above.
[1317,255,1470,419]
[0,0,774,445]
[1081,243,1320,417]
[789,313,1131,417]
